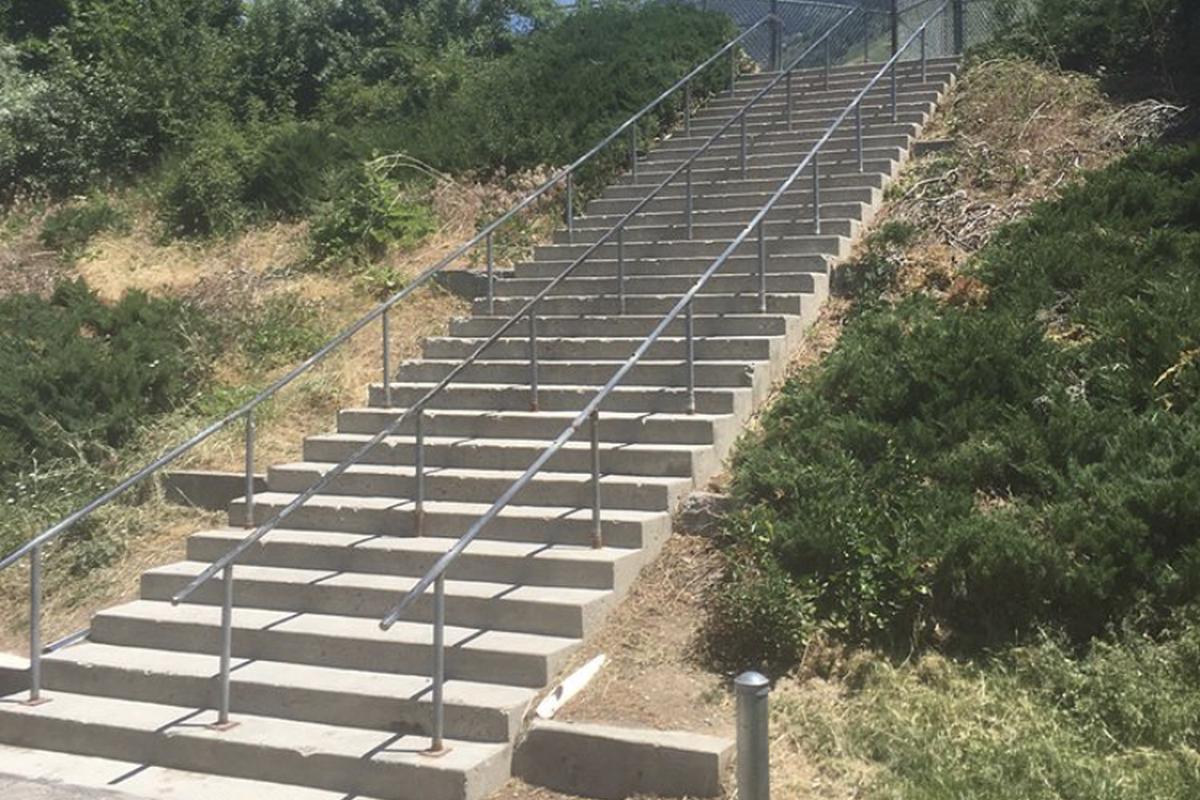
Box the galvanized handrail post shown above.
[528,309,540,411]
[414,409,425,534]
[486,232,495,316]
[891,60,899,122]
[565,170,575,244]
[382,308,392,407]
[244,410,255,529]
[812,150,821,234]
[685,165,694,239]
[824,38,831,90]
[589,409,602,549]
[630,127,638,180]
[856,103,865,172]
[785,71,793,131]
[28,546,42,704]
[685,301,696,414]
[740,113,748,178]
[757,221,768,313]
[920,27,928,83]
[684,80,692,135]
[430,574,446,752]
[616,228,627,315]
[215,563,234,728]
[736,671,771,800]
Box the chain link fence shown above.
[666,0,1019,67]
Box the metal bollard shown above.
[736,671,770,800]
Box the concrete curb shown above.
[514,719,733,799]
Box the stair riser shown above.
[40,660,519,743]
[304,437,707,479]
[230,499,669,549]
[601,172,882,201]
[422,336,779,362]
[0,706,510,800]
[88,613,567,689]
[649,129,916,162]
[695,85,946,123]
[654,118,923,156]
[584,185,877,215]
[686,98,936,134]
[341,405,732,443]
[266,466,691,513]
[361,384,749,415]
[565,204,869,238]
[450,313,796,338]
[140,573,605,639]
[514,255,829,279]
[552,217,857,245]
[725,63,957,96]
[390,360,763,390]
[476,293,815,319]
[534,235,848,262]
[187,533,639,594]
[492,272,821,299]
[635,140,907,176]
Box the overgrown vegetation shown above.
[1,2,734,259]
[715,144,1200,665]
[778,612,1200,799]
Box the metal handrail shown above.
[379,0,950,752]
[169,7,858,607]
[0,13,779,706]
[158,5,863,737]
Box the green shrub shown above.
[0,280,213,475]
[310,158,436,265]
[156,117,256,237]
[39,196,130,259]
[716,144,1200,659]
[401,4,735,189]
[244,121,352,219]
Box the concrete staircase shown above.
[0,57,957,799]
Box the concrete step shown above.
[583,183,879,216]
[0,743,375,800]
[600,172,882,201]
[652,123,919,159]
[533,233,849,262]
[361,381,752,415]
[684,97,936,136]
[551,215,859,245]
[188,526,646,593]
[450,312,801,338]
[266,461,694,513]
[0,691,510,800]
[422,333,782,362]
[142,561,612,639]
[563,203,872,241]
[389,358,765,391]
[491,270,824,300]
[42,642,532,743]
[699,76,954,119]
[627,143,906,183]
[339,406,738,445]
[473,291,820,319]
[304,432,712,478]
[728,59,958,94]
[89,599,578,688]
[231,496,671,549]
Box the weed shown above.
[39,196,130,260]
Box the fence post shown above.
[890,0,899,57]
[736,671,770,800]
[953,0,965,54]
[769,0,780,73]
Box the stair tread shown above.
[0,691,507,770]
[151,559,611,606]
[311,431,708,453]
[272,460,694,488]
[0,743,370,800]
[45,642,536,709]
[93,600,579,657]
[194,524,650,560]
